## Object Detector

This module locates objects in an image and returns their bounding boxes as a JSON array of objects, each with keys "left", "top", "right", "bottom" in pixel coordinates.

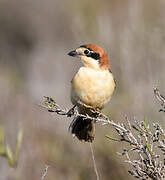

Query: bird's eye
[{"left": 84, "top": 49, "right": 90, "bottom": 55}]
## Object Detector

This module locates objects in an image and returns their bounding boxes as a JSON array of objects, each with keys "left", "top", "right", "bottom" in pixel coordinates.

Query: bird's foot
[{"left": 67, "top": 105, "right": 77, "bottom": 117}]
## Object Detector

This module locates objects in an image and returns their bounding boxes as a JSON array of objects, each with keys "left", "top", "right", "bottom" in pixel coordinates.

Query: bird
[{"left": 68, "top": 44, "right": 116, "bottom": 142}]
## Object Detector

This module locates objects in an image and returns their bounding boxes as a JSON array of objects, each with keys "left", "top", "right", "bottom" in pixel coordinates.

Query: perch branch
[{"left": 40, "top": 88, "right": 165, "bottom": 180}]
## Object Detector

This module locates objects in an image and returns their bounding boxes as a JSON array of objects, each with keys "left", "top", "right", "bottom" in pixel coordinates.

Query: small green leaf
[
  {"left": 0, "top": 125, "right": 4, "bottom": 144},
  {"left": 16, "top": 129, "right": 23, "bottom": 150},
  {"left": 50, "top": 96, "right": 55, "bottom": 102},
  {"left": 15, "top": 129, "right": 23, "bottom": 162},
  {"left": 142, "top": 118, "right": 149, "bottom": 133},
  {"left": 49, "top": 103, "right": 55, "bottom": 108},
  {"left": 106, "top": 135, "right": 120, "bottom": 142},
  {"left": 0, "top": 144, "right": 6, "bottom": 155},
  {"left": 85, "top": 105, "right": 93, "bottom": 109},
  {"left": 146, "top": 143, "right": 152, "bottom": 155},
  {"left": 6, "top": 144, "right": 15, "bottom": 167}
]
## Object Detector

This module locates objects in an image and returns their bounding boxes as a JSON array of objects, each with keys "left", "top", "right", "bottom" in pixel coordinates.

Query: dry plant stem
[
  {"left": 154, "top": 88, "right": 165, "bottom": 112},
  {"left": 41, "top": 165, "right": 50, "bottom": 180},
  {"left": 40, "top": 89, "right": 165, "bottom": 179},
  {"left": 90, "top": 143, "right": 100, "bottom": 180}
]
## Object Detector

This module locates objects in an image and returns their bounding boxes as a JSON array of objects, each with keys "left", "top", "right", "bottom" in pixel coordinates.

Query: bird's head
[{"left": 68, "top": 44, "right": 110, "bottom": 70}]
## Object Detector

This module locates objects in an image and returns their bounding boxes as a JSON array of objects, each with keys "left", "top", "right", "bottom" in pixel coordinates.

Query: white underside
[{"left": 71, "top": 67, "right": 115, "bottom": 109}]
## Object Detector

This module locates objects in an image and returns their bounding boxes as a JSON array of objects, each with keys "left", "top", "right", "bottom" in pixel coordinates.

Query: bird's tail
[{"left": 69, "top": 116, "right": 95, "bottom": 142}]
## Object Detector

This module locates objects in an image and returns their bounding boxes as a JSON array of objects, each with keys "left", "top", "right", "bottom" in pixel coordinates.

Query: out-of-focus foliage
[
  {"left": 0, "top": 124, "right": 23, "bottom": 167},
  {"left": 0, "top": 0, "right": 165, "bottom": 179}
]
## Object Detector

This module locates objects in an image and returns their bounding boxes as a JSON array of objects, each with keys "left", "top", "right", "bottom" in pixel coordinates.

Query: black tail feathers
[{"left": 69, "top": 116, "right": 95, "bottom": 142}]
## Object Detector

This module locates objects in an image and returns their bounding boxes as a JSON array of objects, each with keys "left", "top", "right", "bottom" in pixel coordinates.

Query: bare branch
[
  {"left": 154, "top": 88, "right": 165, "bottom": 112},
  {"left": 40, "top": 88, "right": 165, "bottom": 180},
  {"left": 90, "top": 143, "right": 100, "bottom": 180},
  {"left": 41, "top": 165, "right": 50, "bottom": 180}
]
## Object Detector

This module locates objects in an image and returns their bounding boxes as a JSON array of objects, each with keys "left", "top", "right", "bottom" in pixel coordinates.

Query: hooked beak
[{"left": 68, "top": 50, "right": 78, "bottom": 57}]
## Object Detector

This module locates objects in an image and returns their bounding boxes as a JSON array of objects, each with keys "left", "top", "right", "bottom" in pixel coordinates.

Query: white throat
[{"left": 80, "top": 56, "right": 100, "bottom": 70}]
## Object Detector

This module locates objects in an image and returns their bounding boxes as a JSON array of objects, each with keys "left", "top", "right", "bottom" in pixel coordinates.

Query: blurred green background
[{"left": 0, "top": 0, "right": 165, "bottom": 179}]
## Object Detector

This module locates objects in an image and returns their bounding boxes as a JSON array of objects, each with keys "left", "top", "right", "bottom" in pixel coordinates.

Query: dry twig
[
  {"left": 154, "top": 88, "right": 165, "bottom": 112},
  {"left": 40, "top": 88, "right": 165, "bottom": 180},
  {"left": 41, "top": 165, "right": 50, "bottom": 180}
]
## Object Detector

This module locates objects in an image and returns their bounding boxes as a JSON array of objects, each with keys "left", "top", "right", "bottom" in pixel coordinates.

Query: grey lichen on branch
[{"left": 40, "top": 88, "right": 165, "bottom": 180}]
